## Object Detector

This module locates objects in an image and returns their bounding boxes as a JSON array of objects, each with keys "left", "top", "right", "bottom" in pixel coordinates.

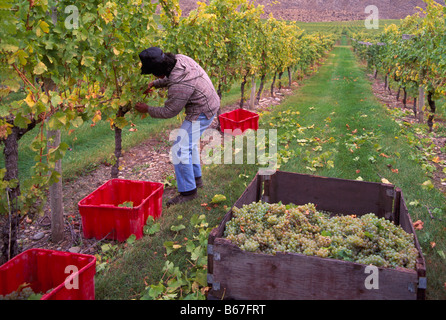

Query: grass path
[{"left": 95, "top": 38, "right": 446, "bottom": 300}]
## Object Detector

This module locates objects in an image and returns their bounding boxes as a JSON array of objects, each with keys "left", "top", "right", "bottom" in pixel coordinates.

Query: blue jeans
[{"left": 171, "top": 113, "right": 215, "bottom": 193}]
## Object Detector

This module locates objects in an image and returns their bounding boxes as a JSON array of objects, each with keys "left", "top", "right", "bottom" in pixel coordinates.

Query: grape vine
[
  {"left": 351, "top": 0, "right": 446, "bottom": 132},
  {"left": 0, "top": 0, "right": 337, "bottom": 262}
]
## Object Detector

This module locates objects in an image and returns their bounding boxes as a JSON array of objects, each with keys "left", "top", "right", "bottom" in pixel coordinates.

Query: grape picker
[{"left": 135, "top": 47, "right": 220, "bottom": 207}]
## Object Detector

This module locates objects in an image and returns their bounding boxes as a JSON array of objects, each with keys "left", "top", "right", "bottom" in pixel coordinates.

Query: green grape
[
  {"left": 356, "top": 254, "right": 387, "bottom": 267},
  {"left": 0, "top": 284, "right": 45, "bottom": 300},
  {"left": 242, "top": 238, "right": 259, "bottom": 252},
  {"left": 224, "top": 201, "right": 419, "bottom": 269},
  {"left": 315, "top": 247, "right": 330, "bottom": 258}
]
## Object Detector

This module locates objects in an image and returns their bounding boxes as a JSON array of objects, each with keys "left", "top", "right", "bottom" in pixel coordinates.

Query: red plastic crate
[
  {"left": 0, "top": 248, "right": 96, "bottom": 300},
  {"left": 78, "top": 179, "right": 164, "bottom": 242},
  {"left": 219, "top": 108, "right": 259, "bottom": 135}
]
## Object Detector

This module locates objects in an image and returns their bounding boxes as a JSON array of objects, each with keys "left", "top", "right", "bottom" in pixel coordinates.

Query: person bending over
[{"left": 135, "top": 47, "right": 220, "bottom": 207}]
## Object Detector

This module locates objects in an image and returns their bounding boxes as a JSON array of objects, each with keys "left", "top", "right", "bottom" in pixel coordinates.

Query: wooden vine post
[
  {"left": 249, "top": 75, "right": 256, "bottom": 110},
  {"left": 418, "top": 86, "right": 425, "bottom": 123}
]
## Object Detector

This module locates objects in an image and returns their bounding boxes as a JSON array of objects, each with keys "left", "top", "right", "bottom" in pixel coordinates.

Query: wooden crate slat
[
  {"left": 270, "top": 171, "right": 394, "bottom": 218},
  {"left": 211, "top": 239, "right": 418, "bottom": 300}
]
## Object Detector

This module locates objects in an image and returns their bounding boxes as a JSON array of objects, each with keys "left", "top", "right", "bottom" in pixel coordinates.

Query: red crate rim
[
  {"left": 0, "top": 248, "right": 97, "bottom": 269},
  {"left": 219, "top": 108, "right": 259, "bottom": 123},
  {"left": 0, "top": 248, "right": 96, "bottom": 300},
  {"left": 77, "top": 179, "right": 164, "bottom": 210}
]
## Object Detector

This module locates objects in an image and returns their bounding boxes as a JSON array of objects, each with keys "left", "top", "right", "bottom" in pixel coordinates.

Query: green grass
[{"left": 94, "top": 36, "right": 445, "bottom": 300}]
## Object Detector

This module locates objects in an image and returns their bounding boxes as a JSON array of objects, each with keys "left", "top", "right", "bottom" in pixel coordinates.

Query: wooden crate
[{"left": 207, "top": 171, "right": 426, "bottom": 300}]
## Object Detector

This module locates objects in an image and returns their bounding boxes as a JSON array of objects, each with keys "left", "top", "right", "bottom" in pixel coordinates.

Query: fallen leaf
[
  {"left": 430, "top": 242, "right": 436, "bottom": 248},
  {"left": 413, "top": 220, "right": 424, "bottom": 230},
  {"left": 210, "top": 194, "right": 226, "bottom": 204},
  {"left": 421, "top": 180, "right": 434, "bottom": 190},
  {"left": 380, "top": 153, "right": 390, "bottom": 158}
]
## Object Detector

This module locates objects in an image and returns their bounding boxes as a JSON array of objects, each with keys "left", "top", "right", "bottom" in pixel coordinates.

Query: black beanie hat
[{"left": 139, "top": 47, "right": 165, "bottom": 75}]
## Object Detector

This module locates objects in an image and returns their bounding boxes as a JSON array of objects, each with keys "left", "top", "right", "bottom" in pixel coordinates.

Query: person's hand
[
  {"left": 142, "top": 82, "right": 154, "bottom": 96},
  {"left": 135, "top": 102, "right": 149, "bottom": 113}
]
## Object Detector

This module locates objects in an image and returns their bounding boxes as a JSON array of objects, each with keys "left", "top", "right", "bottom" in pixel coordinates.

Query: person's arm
[
  {"left": 135, "top": 83, "right": 193, "bottom": 119},
  {"left": 152, "top": 78, "right": 169, "bottom": 88}
]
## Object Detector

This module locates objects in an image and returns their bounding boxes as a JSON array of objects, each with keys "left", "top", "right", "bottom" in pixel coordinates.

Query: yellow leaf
[
  {"left": 33, "top": 61, "right": 47, "bottom": 75},
  {"left": 210, "top": 194, "right": 226, "bottom": 204},
  {"left": 381, "top": 178, "right": 392, "bottom": 185},
  {"left": 112, "top": 47, "right": 120, "bottom": 55},
  {"left": 102, "top": 10, "right": 114, "bottom": 24},
  {"left": 39, "top": 20, "right": 50, "bottom": 33},
  {"left": 40, "top": 94, "right": 49, "bottom": 104},
  {"left": 58, "top": 115, "right": 67, "bottom": 125},
  {"left": 17, "top": 50, "right": 28, "bottom": 66},
  {"left": 92, "top": 111, "right": 102, "bottom": 123},
  {"left": 25, "top": 92, "right": 35, "bottom": 108}
]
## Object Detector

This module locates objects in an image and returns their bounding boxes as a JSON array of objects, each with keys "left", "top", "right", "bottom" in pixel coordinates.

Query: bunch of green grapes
[
  {"left": 0, "top": 285, "right": 43, "bottom": 300},
  {"left": 224, "top": 201, "right": 419, "bottom": 269}
]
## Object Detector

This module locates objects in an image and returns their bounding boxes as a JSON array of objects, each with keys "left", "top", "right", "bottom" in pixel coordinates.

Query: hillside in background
[{"left": 178, "top": 0, "right": 430, "bottom": 21}]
